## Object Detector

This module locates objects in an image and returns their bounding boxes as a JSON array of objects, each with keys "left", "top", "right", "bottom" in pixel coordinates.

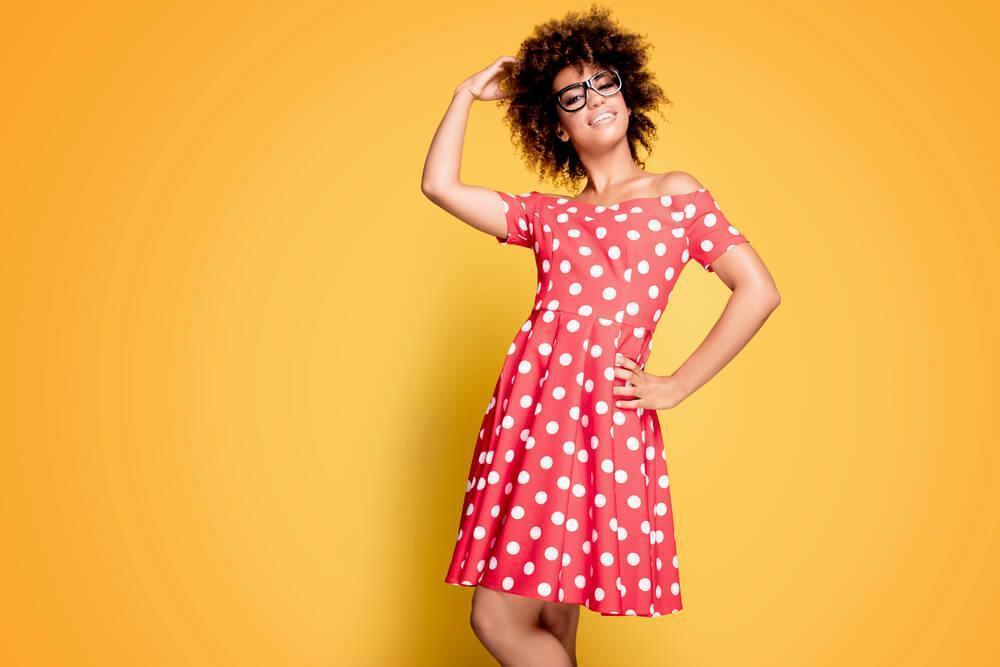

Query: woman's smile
[{"left": 589, "top": 110, "right": 617, "bottom": 126}]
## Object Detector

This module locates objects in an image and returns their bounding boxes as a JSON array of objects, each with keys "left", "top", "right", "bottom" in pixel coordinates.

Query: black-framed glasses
[{"left": 552, "top": 69, "right": 623, "bottom": 112}]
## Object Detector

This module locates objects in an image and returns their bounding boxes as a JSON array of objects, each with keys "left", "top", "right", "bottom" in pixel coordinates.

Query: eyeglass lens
[{"left": 558, "top": 71, "right": 621, "bottom": 111}]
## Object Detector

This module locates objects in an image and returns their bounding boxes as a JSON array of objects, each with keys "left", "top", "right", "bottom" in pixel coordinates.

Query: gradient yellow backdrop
[{"left": 3, "top": 2, "right": 998, "bottom": 665}]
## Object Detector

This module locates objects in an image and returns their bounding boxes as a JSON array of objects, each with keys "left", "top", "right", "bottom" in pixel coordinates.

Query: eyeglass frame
[{"left": 551, "top": 69, "right": 623, "bottom": 112}]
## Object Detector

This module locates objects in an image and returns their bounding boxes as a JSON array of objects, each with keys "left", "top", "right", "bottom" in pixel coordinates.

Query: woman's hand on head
[
  {"left": 455, "top": 56, "right": 519, "bottom": 101},
  {"left": 612, "top": 353, "right": 690, "bottom": 411}
]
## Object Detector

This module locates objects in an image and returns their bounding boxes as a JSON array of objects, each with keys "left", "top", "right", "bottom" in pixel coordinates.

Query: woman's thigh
[{"left": 470, "top": 585, "right": 547, "bottom": 632}]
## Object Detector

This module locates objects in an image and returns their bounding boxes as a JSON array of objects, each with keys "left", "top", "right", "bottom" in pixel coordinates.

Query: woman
[{"left": 421, "top": 7, "right": 780, "bottom": 665}]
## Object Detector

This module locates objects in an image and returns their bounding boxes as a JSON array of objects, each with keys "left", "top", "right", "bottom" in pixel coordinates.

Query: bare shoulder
[{"left": 656, "top": 170, "right": 704, "bottom": 195}]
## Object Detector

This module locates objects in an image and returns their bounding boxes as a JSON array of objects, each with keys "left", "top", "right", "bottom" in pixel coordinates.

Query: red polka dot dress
[{"left": 444, "top": 187, "right": 750, "bottom": 617}]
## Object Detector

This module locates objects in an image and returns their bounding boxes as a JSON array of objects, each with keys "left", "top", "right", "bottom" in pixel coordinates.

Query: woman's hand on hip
[{"left": 613, "top": 353, "right": 690, "bottom": 410}]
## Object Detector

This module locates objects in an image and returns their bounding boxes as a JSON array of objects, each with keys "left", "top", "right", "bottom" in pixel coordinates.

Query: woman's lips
[{"left": 590, "top": 111, "right": 616, "bottom": 126}]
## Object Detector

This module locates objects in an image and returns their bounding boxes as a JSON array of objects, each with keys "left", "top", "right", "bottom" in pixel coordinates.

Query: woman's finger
[
  {"left": 615, "top": 397, "right": 645, "bottom": 409},
  {"left": 493, "top": 56, "right": 518, "bottom": 70},
  {"left": 612, "top": 384, "right": 640, "bottom": 397},
  {"left": 615, "top": 353, "right": 639, "bottom": 370},
  {"left": 612, "top": 366, "right": 641, "bottom": 382}
]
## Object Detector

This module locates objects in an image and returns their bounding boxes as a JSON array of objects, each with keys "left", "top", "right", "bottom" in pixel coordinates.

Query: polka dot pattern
[{"left": 446, "top": 187, "right": 750, "bottom": 618}]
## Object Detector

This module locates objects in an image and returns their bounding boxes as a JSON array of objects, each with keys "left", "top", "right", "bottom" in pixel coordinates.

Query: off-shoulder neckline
[{"left": 533, "top": 188, "right": 707, "bottom": 210}]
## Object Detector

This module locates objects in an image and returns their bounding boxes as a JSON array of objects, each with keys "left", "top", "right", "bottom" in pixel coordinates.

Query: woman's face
[{"left": 551, "top": 62, "right": 629, "bottom": 148}]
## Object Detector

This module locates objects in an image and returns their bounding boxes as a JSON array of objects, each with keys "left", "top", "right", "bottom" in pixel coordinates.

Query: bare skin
[
  {"left": 470, "top": 586, "right": 579, "bottom": 667},
  {"left": 423, "top": 56, "right": 780, "bottom": 665}
]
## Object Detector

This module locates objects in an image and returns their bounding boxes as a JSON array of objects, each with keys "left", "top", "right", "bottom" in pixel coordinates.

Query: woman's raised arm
[{"left": 421, "top": 56, "right": 521, "bottom": 241}]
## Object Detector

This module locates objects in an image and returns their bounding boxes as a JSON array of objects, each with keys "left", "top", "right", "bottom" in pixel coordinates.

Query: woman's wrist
[
  {"left": 667, "top": 372, "right": 696, "bottom": 403},
  {"left": 453, "top": 84, "right": 475, "bottom": 102}
]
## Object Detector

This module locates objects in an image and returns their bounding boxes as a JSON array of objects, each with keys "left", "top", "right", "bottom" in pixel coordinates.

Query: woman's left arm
[{"left": 614, "top": 247, "right": 780, "bottom": 410}]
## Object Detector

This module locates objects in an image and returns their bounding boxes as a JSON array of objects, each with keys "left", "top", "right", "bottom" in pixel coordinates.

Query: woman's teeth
[{"left": 591, "top": 112, "right": 615, "bottom": 126}]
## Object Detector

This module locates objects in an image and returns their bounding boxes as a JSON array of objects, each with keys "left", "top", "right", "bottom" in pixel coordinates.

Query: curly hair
[{"left": 497, "top": 4, "right": 671, "bottom": 191}]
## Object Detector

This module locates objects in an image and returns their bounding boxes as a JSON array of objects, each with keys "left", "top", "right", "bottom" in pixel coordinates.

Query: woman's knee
[
  {"left": 470, "top": 587, "right": 540, "bottom": 642},
  {"left": 470, "top": 597, "right": 509, "bottom": 639}
]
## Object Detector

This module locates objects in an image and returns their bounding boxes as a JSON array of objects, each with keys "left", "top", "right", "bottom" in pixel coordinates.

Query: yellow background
[{"left": 3, "top": 1, "right": 998, "bottom": 665}]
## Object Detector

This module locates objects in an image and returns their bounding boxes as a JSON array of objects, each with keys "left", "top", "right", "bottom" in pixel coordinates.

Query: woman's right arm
[{"left": 420, "top": 56, "right": 519, "bottom": 240}]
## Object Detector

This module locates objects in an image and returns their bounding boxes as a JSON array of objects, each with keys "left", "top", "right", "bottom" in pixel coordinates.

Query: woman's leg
[
  {"left": 540, "top": 601, "right": 580, "bottom": 667},
  {"left": 470, "top": 585, "right": 574, "bottom": 666}
]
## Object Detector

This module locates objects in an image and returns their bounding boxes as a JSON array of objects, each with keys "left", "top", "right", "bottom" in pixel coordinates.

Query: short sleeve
[
  {"left": 684, "top": 189, "right": 750, "bottom": 272},
  {"left": 493, "top": 190, "right": 538, "bottom": 249}
]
